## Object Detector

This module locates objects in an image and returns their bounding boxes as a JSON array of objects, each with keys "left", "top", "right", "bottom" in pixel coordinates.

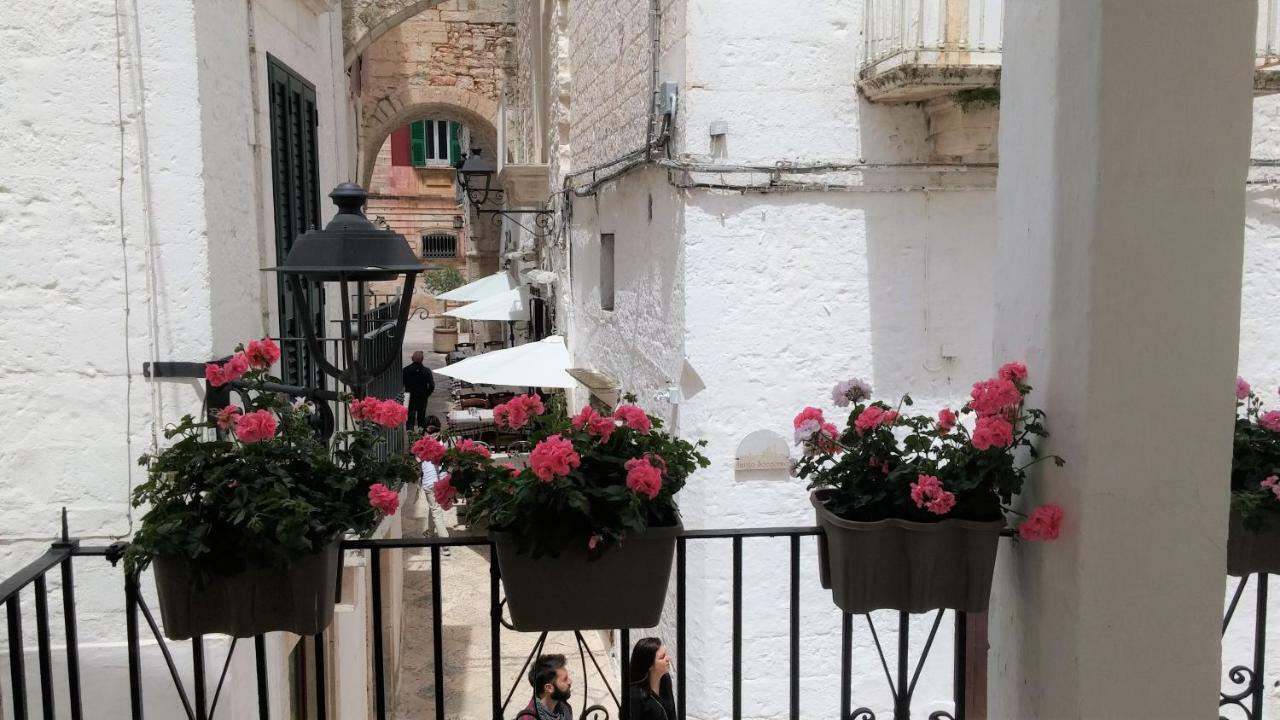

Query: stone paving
[{"left": 393, "top": 318, "right": 618, "bottom": 719}]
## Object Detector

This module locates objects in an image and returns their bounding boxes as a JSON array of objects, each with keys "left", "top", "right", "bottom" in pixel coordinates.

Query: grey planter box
[
  {"left": 812, "top": 490, "right": 1004, "bottom": 614},
  {"left": 1228, "top": 506, "right": 1280, "bottom": 577},
  {"left": 152, "top": 542, "right": 341, "bottom": 640},
  {"left": 491, "top": 522, "right": 680, "bottom": 631}
]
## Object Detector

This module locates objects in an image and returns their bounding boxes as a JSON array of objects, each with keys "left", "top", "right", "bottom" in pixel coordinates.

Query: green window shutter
[
  {"left": 410, "top": 121, "right": 427, "bottom": 167},
  {"left": 448, "top": 121, "right": 462, "bottom": 167}
]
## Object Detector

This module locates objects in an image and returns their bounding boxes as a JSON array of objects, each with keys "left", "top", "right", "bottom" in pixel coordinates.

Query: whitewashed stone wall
[{"left": 0, "top": 0, "right": 354, "bottom": 715}]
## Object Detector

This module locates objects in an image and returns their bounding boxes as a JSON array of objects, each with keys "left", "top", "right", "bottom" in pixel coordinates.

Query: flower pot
[
  {"left": 490, "top": 522, "right": 681, "bottom": 631},
  {"left": 152, "top": 542, "right": 342, "bottom": 640},
  {"left": 811, "top": 490, "right": 1003, "bottom": 614},
  {"left": 433, "top": 326, "right": 459, "bottom": 353},
  {"left": 1227, "top": 506, "right": 1280, "bottom": 576}
]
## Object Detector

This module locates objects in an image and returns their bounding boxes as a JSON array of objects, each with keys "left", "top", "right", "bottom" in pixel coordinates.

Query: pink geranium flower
[
  {"left": 370, "top": 399, "right": 409, "bottom": 428},
  {"left": 216, "top": 404, "right": 242, "bottom": 432},
  {"left": 412, "top": 436, "right": 447, "bottom": 465},
  {"left": 854, "top": 406, "right": 898, "bottom": 436},
  {"left": 204, "top": 363, "right": 228, "bottom": 387},
  {"left": 909, "top": 474, "right": 956, "bottom": 515},
  {"left": 494, "top": 394, "right": 546, "bottom": 430},
  {"left": 1263, "top": 475, "right": 1280, "bottom": 500},
  {"left": 1261, "top": 410, "right": 1280, "bottom": 433},
  {"left": 624, "top": 455, "right": 664, "bottom": 499},
  {"left": 613, "top": 405, "right": 652, "bottom": 434},
  {"left": 223, "top": 353, "right": 251, "bottom": 382},
  {"left": 793, "top": 407, "right": 826, "bottom": 429},
  {"left": 234, "top": 410, "right": 278, "bottom": 443},
  {"left": 454, "top": 439, "right": 492, "bottom": 458},
  {"left": 588, "top": 534, "right": 602, "bottom": 550},
  {"left": 245, "top": 338, "right": 282, "bottom": 369},
  {"left": 1237, "top": 376, "right": 1252, "bottom": 401},
  {"left": 433, "top": 475, "right": 458, "bottom": 511},
  {"left": 1018, "top": 504, "right": 1064, "bottom": 541},
  {"left": 971, "top": 415, "right": 1014, "bottom": 451},
  {"left": 998, "top": 362, "right": 1029, "bottom": 383},
  {"left": 969, "top": 378, "right": 1022, "bottom": 417},
  {"left": 349, "top": 397, "right": 380, "bottom": 422},
  {"left": 530, "top": 435, "right": 581, "bottom": 482},
  {"left": 368, "top": 483, "right": 399, "bottom": 515},
  {"left": 937, "top": 408, "right": 957, "bottom": 433}
]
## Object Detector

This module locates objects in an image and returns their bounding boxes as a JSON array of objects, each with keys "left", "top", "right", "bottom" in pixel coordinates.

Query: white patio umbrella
[
  {"left": 433, "top": 335, "right": 577, "bottom": 388},
  {"left": 443, "top": 287, "right": 526, "bottom": 321},
  {"left": 435, "top": 271, "right": 516, "bottom": 302}
]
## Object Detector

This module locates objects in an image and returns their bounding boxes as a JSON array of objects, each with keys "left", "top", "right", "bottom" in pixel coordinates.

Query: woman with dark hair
[{"left": 628, "top": 637, "right": 677, "bottom": 720}]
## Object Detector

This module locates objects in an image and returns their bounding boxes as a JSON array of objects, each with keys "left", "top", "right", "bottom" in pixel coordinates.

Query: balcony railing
[
  {"left": 861, "top": 0, "right": 1280, "bottom": 101},
  {"left": 0, "top": 519, "right": 979, "bottom": 719}
]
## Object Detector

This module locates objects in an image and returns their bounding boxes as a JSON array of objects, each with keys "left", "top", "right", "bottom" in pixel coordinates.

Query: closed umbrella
[{"left": 433, "top": 336, "right": 577, "bottom": 388}]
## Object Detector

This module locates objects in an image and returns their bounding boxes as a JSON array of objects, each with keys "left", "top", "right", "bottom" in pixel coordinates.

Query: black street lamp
[
  {"left": 458, "top": 148, "right": 499, "bottom": 207},
  {"left": 266, "top": 182, "right": 422, "bottom": 396}
]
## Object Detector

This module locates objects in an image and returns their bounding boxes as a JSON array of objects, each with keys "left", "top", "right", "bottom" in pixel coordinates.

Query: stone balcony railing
[{"left": 861, "top": 0, "right": 1280, "bottom": 102}]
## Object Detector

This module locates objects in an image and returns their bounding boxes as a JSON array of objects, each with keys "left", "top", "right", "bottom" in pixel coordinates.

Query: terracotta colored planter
[
  {"left": 152, "top": 542, "right": 341, "bottom": 640},
  {"left": 812, "top": 490, "right": 1003, "bottom": 614},
  {"left": 491, "top": 522, "right": 681, "bottom": 631},
  {"left": 1227, "top": 506, "right": 1280, "bottom": 577}
]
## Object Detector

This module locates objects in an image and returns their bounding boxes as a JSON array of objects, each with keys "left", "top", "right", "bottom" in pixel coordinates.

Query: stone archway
[
  {"left": 359, "top": 85, "right": 499, "bottom": 188},
  {"left": 343, "top": 0, "right": 449, "bottom": 67}
]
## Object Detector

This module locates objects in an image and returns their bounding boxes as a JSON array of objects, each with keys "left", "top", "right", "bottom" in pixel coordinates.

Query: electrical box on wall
[{"left": 661, "top": 81, "right": 679, "bottom": 118}]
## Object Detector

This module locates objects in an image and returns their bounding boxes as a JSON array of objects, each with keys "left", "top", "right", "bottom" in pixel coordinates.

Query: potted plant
[
  {"left": 126, "top": 338, "right": 419, "bottom": 640},
  {"left": 1228, "top": 377, "right": 1280, "bottom": 576},
  {"left": 415, "top": 394, "right": 709, "bottom": 631},
  {"left": 792, "top": 363, "right": 1064, "bottom": 614}
]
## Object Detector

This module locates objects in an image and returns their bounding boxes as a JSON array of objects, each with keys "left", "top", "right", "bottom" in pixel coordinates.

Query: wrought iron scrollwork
[
  {"left": 850, "top": 708, "right": 877, "bottom": 719},
  {"left": 581, "top": 704, "right": 613, "bottom": 720},
  {"left": 928, "top": 711, "right": 958, "bottom": 720}
]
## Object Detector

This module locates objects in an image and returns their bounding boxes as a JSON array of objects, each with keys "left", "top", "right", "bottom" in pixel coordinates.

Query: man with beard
[{"left": 524, "top": 654, "right": 573, "bottom": 720}]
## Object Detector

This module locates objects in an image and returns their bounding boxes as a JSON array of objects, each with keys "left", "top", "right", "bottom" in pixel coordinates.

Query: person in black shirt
[
  {"left": 628, "top": 637, "right": 676, "bottom": 720},
  {"left": 402, "top": 351, "right": 435, "bottom": 431}
]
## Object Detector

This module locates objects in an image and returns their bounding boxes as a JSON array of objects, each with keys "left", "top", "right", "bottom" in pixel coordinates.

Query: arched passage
[
  {"left": 343, "top": 0, "right": 449, "bottom": 67},
  {"left": 360, "top": 86, "right": 499, "bottom": 188}
]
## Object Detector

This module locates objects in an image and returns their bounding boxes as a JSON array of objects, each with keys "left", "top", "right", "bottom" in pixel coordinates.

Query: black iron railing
[
  {"left": 1222, "top": 573, "right": 1270, "bottom": 719},
  {"left": 0, "top": 516, "right": 978, "bottom": 720}
]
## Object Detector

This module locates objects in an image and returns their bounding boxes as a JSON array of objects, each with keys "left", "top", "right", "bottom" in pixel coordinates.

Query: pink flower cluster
[
  {"left": 910, "top": 474, "right": 956, "bottom": 515},
  {"left": 572, "top": 406, "right": 617, "bottom": 442},
  {"left": 494, "top": 394, "right": 545, "bottom": 430},
  {"left": 1263, "top": 475, "right": 1280, "bottom": 500},
  {"left": 1018, "top": 504, "right": 1063, "bottom": 541},
  {"left": 433, "top": 475, "right": 458, "bottom": 510},
  {"left": 613, "top": 405, "right": 653, "bottom": 434},
  {"left": 624, "top": 455, "right": 665, "bottom": 499},
  {"left": 245, "top": 338, "right": 281, "bottom": 369},
  {"left": 216, "top": 404, "right": 243, "bottom": 432},
  {"left": 204, "top": 338, "right": 281, "bottom": 387},
  {"left": 1238, "top": 376, "right": 1253, "bottom": 401},
  {"left": 965, "top": 363, "right": 1029, "bottom": 451},
  {"left": 453, "top": 439, "right": 492, "bottom": 459},
  {"left": 368, "top": 483, "right": 399, "bottom": 515},
  {"left": 350, "top": 397, "right": 409, "bottom": 428},
  {"left": 972, "top": 415, "right": 1015, "bottom": 451},
  {"left": 831, "top": 378, "right": 873, "bottom": 408},
  {"left": 1261, "top": 410, "right": 1280, "bottom": 433},
  {"left": 234, "top": 410, "right": 278, "bottom": 443},
  {"left": 854, "top": 406, "right": 898, "bottom": 436},
  {"left": 969, "top": 378, "right": 1022, "bottom": 417},
  {"left": 412, "top": 436, "right": 447, "bottom": 465},
  {"left": 937, "top": 408, "right": 957, "bottom": 433},
  {"left": 530, "top": 435, "right": 581, "bottom": 482}
]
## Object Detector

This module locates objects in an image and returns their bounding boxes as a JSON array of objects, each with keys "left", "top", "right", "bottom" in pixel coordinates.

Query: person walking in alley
[
  {"left": 403, "top": 350, "right": 435, "bottom": 430},
  {"left": 627, "top": 638, "right": 676, "bottom": 720},
  {"left": 523, "top": 654, "right": 574, "bottom": 720},
  {"left": 419, "top": 418, "right": 451, "bottom": 557}
]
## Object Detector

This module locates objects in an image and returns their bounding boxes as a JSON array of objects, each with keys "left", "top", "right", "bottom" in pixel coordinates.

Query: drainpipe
[
  {"left": 246, "top": 0, "right": 272, "bottom": 335},
  {"left": 646, "top": 0, "right": 661, "bottom": 160}
]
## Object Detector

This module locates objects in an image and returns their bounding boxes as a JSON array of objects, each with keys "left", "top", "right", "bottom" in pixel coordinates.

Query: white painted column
[{"left": 990, "top": 1, "right": 1257, "bottom": 718}]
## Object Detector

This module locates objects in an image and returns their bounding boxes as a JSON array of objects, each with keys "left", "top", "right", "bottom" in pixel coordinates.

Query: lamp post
[
  {"left": 457, "top": 149, "right": 555, "bottom": 233},
  {"left": 266, "top": 182, "right": 423, "bottom": 397}
]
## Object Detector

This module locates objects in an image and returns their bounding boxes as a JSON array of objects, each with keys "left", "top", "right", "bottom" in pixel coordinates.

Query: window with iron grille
[{"left": 422, "top": 233, "right": 458, "bottom": 258}]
